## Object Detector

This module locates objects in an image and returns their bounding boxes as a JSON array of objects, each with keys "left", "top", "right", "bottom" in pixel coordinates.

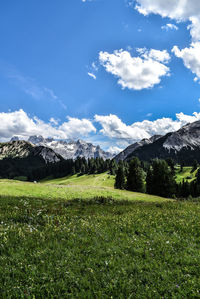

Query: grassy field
[
  {"left": 0, "top": 176, "right": 200, "bottom": 297},
  {"left": 175, "top": 166, "right": 196, "bottom": 183},
  {"left": 0, "top": 176, "right": 169, "bottom": 203},
  {"left": 42, "top": 172, "right": 115, "bottom": 188},
  {"left": 43, "top": 167, "right": 197, "bottom": 187}
]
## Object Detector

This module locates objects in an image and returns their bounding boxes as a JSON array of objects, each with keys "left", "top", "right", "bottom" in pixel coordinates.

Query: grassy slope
[
  {"left": 175, "top": 166, "right": 196, "bottom": 183},
  {"left": 0, "top": 176, "right": 169, "bottom": 203},
  {"left": 41, "top": 172, "right": 115, "bottom": 188},
  {"left": 43, "top": 167, "right": 197, "bottom": 187}
]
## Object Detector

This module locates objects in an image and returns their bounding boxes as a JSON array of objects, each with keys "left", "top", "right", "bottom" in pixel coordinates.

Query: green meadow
[
  {"left": 175, "top": 166, "right": 196, "bottom": 183},
  {"left": 0, "top": 173, "right": 200, "bottom": 297}
]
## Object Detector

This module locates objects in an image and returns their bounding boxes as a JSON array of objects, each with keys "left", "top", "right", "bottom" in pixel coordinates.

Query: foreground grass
[{"left": 0, "top": 195, "right": 200, "bottom": 298}]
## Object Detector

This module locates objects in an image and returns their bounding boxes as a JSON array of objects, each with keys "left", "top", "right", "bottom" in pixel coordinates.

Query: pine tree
[
  {"left": 126, "top": 157, "right": 145, "bottom": 193},
  {"left": 146, "top": 167, "right": 153, "bottom": 194},
  {"left": 71, "top": 166, "right": 76, "bottom": 175},
  {"left": 191, "top": 160, "right": 198, "bottom": 173},
  {"left": 80, "top": 164, "right": 86, "bottom": 175},
  {"left": 148, "top": 159, "right": 176, "bottom": 198},
  {"left": 115, "top": 166, "right": 125, "bottom": 189}
]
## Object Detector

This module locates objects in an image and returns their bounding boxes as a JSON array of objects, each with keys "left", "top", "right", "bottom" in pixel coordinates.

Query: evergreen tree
[
  {"left": 126, "top": 157, "right": 145, "bottom": 193},
  {"left": 148, "top": 159, "right": 176, "bottom": 198},
  {"left": 146, "top": 167, "right": 153, "bottom": 194},
  {"left": 166, "top": 158, "right": 175, "bottom": 175},
  {"left": 191, "top": 160, "right": 198, "bottom": 173},
  {"left": 115, "top": 165, "right": 125, "bottom": 189},
  {"left": 71, "top": 166, "right": 76, "bottom": 175},
  {"left": 80, "top": 164, "right": 86, "bottom": 175},
  {"left": 180, "top": 179, "right": 191, "bottom": 198}
]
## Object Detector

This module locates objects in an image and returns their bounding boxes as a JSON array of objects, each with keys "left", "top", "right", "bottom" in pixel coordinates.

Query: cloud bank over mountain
[{"left": 2, "top": 109, "right": 200, "bottom": 152}]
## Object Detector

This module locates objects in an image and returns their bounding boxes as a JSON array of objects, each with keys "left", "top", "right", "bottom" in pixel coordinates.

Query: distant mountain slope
[
  {"left": 0, "top": 140, "right": 63, "bottom": 179},
  {"left": 0, "top": 140, "right": 62, "bottom": 163},
  {"left": 125, "top": 120, "right": 200, "bottom": 164},
  {"left": 27, "top": 135, "right": 113, "bottom": 160},
  {"left": 114, "top": 135, "right": 162, "bottom": 162}
]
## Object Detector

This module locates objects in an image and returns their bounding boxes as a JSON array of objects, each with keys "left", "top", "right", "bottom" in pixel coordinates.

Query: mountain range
[
  {"left": 11, "top": 135, "right": 113, "bottom": 160},
  {"left": 116, "top": 120, "right": 200, "bottom": 164},
  {"left": 3, "top": 118, "right": 200, "bottom": 178}
]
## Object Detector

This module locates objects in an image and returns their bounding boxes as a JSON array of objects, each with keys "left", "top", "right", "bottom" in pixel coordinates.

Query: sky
[{"left": 1, "top": 0, "right": 200, "bottom": 153}]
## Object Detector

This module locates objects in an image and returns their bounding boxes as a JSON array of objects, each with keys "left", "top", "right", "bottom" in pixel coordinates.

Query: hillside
[
  {"left": 115, "top": 135, "right": 162, "bottom": 162},
  {"left": 43, "top": 167, "right": 197, "bottom": 187},
  {"left": 0, "top": 140, "right": 63, "bottom": 179},
  {"left": 116, "top": 120, "right": 200, "bottom": 164},
  {"left": 42, "top": 172, "right": 115, "bottom": 188},
  {"left": 0, "top": 177, "right": 169, "bottom": 202}
]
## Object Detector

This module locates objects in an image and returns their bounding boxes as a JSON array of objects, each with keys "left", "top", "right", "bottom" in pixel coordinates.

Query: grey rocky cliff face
[
  {"left": 26, "top": 136, "right": 113, "bottom": 160},
  {"left": 0, "top": 140, "right": 62, "bottom": 164},
  {"left": 163, "top": 121, "right": 200, "bottom": 151},
  {"left": 114, "top": 135, "right": 162, "bottom": 162}
]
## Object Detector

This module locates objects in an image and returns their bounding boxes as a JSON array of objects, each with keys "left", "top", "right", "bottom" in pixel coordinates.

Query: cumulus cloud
[
  {"left": 137, "top": 48, "right": 171, "bottom": 63},
  {"left": 135, "top": 0, "right": 200, "bottom": 41},
  {"left": 172, "top": 42, "right": 200, "bottom": 82},
  {"left": 134, "top": 1, "right": 200, "bottom": 84},
  {"left": 95, "top": 112, "right": 200, "bottom": 144},
  {"left": 161, "top": 23, "right": 178, "bottom": 31},
  {"left": 0, "top": 109, "right": 96, "bottom": 141},
  {"left": 95, "top": 114, "right": 150, "bottom": 142},
  {"left": 2, "top": 109, "right": 200, "bottom": 152},
  {"left": 99, "top": 49, "right": 170, "bottom": 90}
]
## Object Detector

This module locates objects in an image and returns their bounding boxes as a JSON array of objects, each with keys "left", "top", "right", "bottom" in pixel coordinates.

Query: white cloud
[
  {"left": 99, "top": 49, "right": 170, "bottom": 90},
  {"left": 107, "top": 146, "right": 124, "bottom": 155},
  {"left": 0, "top": 109, "right": 96, "bottom": 141},
  {"left": 95, "top": 114, "right": 150, "bottom": 141},
  {"left": 95, "top": 112, "right": 200, "bottom": 144},
  {"left": 88, "top": 72, "right": 96, "bottom": 80},
  {"left": 161, "top": 23, "right": 178, "bottom": 31},
  {"left": 139, "top": 48, "right": 171, "bottom": 63},
  {"left": 2, "top": 109, "right": 200, "bottom": 153},
  {"left": 49, "top": 117, "right": 59, "bottom": 125},
  {"left": 92, "top": 62, "right": 98, "bottom": 71},
  {"left": 135, "top": 0, "right": 200, "bottom": 41},
  {"left": 134, "top": 1, "right": 200, "bottom": 84},
  {"left": 172, "top": 42, "right": 200, "bottom": 82}
]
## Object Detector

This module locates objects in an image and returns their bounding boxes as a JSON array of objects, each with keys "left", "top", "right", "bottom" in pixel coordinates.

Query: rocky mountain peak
[
  {"left": 28, "top": 135, "right": 45, "bottom": 144},
  {"left": 10, "top": 135, "right": 113, "bottom": 160}
]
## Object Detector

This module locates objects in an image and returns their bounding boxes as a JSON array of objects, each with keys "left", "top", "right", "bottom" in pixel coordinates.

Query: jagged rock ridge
[
  {"left": 122, "top": 120, "right": 200, "bottom": 164},
  {"left": 114, "top": 135, "right": 162, "bottom": 162},
  {"left": 0, "top": 140, "right": 62, "bottom": 164},
  {"left": 27, "top": 135, "right": 113, "bottom": 160}
]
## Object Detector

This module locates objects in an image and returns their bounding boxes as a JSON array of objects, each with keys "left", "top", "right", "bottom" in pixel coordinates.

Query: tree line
[
  {"left": 0, "top": 156, "right": 115, "bottom": 181},
  {"left": 115, "top": 157, "right": 200, "bottom": 198}
]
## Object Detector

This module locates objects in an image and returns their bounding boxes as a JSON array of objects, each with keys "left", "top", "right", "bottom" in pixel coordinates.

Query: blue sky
[{"left": 1, "top": 0, "right": 200, "bottom": 153}]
